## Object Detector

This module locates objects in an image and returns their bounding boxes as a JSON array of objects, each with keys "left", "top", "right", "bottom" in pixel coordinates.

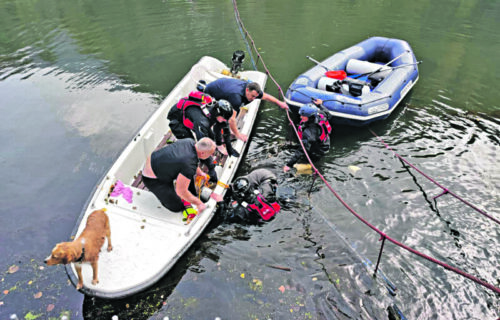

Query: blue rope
[{"left": 233, "top": 7, "right": 257, "bottom": 71}]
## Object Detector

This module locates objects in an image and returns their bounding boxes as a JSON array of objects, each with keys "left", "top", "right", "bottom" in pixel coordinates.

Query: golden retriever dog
[{"left": 45, "top": 209, "right": 112, "bottom": 290}]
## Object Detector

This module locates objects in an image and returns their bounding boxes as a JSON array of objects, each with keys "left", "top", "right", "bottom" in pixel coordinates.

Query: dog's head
[{"left": 44, "top": 242, "right": 81, "bottom": 265}]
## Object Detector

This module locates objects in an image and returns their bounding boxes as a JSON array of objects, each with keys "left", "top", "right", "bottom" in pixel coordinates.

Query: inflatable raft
[{"left": 285, "top": 36, "right": 419, "bottom": 126}]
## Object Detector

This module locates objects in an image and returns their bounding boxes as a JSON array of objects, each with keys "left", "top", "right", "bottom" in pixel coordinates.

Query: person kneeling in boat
[
  {"left": 142, "top": 137, "right": 223, "bottom": 221},
  {"left": 168, "top": 92, "right": 241, "bottom": 158},
  {"left": 202, "top": 78, "right": 288, "bottom": 142},
  {"left": 225, "top": 168, "right": 281, "bottom": 223},
  {"left": 283, "top": 100, "right": 332, "bottom": 173}
]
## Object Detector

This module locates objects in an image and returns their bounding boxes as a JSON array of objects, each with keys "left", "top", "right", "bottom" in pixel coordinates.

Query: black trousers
[
  {"left": 185, "top": 107, "right": 236, "bottom": 154},
  {"left": 142, "top": 176, "right": 197, "bottom": 212}
]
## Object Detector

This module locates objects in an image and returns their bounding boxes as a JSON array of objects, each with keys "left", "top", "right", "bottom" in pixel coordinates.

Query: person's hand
[
  {"left": 197, "top": 202, "right": 207, "bottom": 213},
  {"left": 313, "top": 98, "right": 323, "bottom": 105},
  {"left": 237, "top": 133, "right": 248, "bottom": 142},
  {"left": 197, "top": 172, "right": 209, "bottom": 180},
  {"left": 210, "top": 193, "right": 223, "bottom": 202},
  {"left": 283, "top": 165, "right": 291, "bottom": 173},
  {"left": 279, "top": 101, "right": 289, "bottom": 110},
  {"left": 217, "top": 145, "right": 228, "bottom": 155}
]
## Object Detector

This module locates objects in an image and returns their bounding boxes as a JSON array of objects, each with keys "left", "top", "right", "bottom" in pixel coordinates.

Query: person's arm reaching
[
  {"left": 228, "top": 109, "right": 248, "bottom": 142},
  {"left": 175, "top": 173, "right": 206, "bottom": 212},
  {"left": 262, "top": 92, "right": 289, "bottom": 110}
]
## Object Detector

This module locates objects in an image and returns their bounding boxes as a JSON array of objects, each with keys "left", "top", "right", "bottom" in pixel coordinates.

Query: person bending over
[
  {"left": 168, "top": 92, "right": 240, "bottom": 157},
  {"left": 141, "top": 137, "right": 222, "bottom": 220},
  {"left": 203, "top": 78, "right": 288, "bottom": 142},
  {"left": 226, "top": 168, "right": 281, "bottom": 223}
]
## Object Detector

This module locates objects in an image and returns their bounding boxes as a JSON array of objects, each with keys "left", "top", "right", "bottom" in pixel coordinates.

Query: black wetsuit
[
  {"left": 204, "top": 78, "right": 262, "bottom": 113},
  {"left": 184, "top": 106, "right": 238, "bottom": 156},
  {"left": 226, "top": 169, "right": 278, "bottom": 223},
  {"left": 168, "top": 101, "right": 238, "bottom": 158},
  {"left": 245, "top": 168, "right": 278, "bottom": 203},
  {"left": 142, "top": 138, "right": 198, "bottom": 212},
  {"left": 286, "top": 114, "right": 330, "bottom": 167}
]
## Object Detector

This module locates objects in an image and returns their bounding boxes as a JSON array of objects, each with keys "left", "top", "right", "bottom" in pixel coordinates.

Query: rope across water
[{"left": 231, "top": 0, "right": 499, "bottom": 295}]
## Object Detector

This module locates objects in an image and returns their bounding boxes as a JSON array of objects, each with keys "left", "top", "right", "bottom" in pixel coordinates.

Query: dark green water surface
[{"left": 1, "top": 0, "right": 498, "bottom": 319}]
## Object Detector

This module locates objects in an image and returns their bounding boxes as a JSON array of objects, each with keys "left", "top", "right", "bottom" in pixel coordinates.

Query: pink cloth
[{"left": 110, "top": 180, "right": 133, "bottom": 203}]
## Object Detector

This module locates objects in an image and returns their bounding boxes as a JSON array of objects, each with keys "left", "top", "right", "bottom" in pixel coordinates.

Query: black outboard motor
[{"left": 230, "top": 50, "right": 245, "bottom": 76}]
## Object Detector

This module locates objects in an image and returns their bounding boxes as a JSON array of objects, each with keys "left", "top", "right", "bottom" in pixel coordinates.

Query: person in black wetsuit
[
  {"left": 168, "top": 92, "right": 241, "bottom": 158},
  {"left": 203, "top": 78, "right": 288, "bottom": 142},
  {"left": 184, "top": 99, "right": 241, "bottom": 157},
  {"left": 225, "top": 168, "right": 281, "bottom": 223},
  {"left": 141, "top": 137, "right": 222, "bottom": 216},
  {"left": 283, "top": 101, "right": 332, "bottom": 173}
]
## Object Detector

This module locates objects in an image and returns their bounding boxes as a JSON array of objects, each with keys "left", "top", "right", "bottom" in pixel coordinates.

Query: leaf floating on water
[
  {"left": 240, "top": 273, "right": 245, "bottom": 279},
  {"left": 279, "top": 285, "right": 285, "bottom": 293},
  {"left": 28, "top": 280, "right": 33, "bottom": 285},
  {"left": 8, "top": 265, "right": 19, "bottom": 274},
  {"left": 34, "top": 291, "right": 42, "bottom": 299},
  {"left": 46, "top": 304, "right": 55, "bottom": 312},
  {"left": 24, "top": 311, "right": 42, "bottom": 320},
  {"left": 250, "top": 279, "right": 263, "bottom": 292}
]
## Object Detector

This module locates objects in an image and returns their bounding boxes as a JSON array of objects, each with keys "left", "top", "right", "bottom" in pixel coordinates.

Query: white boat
[{"left": 65, "top": 56, "right": 268, "bottom": 298}]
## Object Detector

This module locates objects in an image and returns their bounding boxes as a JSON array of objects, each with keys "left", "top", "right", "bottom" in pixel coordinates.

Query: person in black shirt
[
  {"left": 204, "top": 78, "right": 288, "bottom": 142},
  {"left": 141, "top": 138, "right": 221, "bottom": 214}
]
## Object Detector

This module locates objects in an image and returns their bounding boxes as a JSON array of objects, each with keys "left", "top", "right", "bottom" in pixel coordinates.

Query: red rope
[
  {"left": 369, "top": 128, "right": 499, "bottom": 225},
  {"left": 231, "top": 0, "right": 500, "bottom": 295}
]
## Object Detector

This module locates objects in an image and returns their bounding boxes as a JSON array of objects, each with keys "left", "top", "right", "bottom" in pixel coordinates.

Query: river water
[{"left": 0, "top": 0, "right": 498, "bottom": 319}]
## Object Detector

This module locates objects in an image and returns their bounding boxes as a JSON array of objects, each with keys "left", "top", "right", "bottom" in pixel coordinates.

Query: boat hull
[
  {"left": 285, "top": 36, "right": 419, "bottom": 126},
  {"left": 65, "top": 56, "right": 267, "bottom": 298}
]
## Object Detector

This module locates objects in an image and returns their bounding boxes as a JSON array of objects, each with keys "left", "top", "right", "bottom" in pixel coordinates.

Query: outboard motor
[{"left": 230, "top": 50, "right": 245, "bottom": 76}]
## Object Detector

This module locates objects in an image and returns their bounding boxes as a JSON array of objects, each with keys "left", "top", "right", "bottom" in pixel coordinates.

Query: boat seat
[{"left": 107, "top": 185, "right": 186, "bottom": 226}]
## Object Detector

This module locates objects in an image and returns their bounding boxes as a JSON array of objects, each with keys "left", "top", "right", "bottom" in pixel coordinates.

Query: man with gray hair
[{"left": 142, "top": 137, "right": 222, "bottom": 216}]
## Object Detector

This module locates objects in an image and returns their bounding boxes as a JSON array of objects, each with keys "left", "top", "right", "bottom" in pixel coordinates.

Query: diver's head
[{"left": 231, "top": 177, "right": 253, "bottom": 202}]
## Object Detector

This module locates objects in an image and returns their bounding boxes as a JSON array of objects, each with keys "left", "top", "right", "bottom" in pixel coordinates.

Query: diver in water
[
  {"left": 283, "top": 100, "right": 332, "bottom": 173},
  {"left": 225, "top": 168, "right": 281, "bottom": 223}
]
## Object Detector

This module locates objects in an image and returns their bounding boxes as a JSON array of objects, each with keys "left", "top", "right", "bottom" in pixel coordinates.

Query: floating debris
[
  {"left": 348, "top": 165, "right": 361, "bottom": 173},
  {"left": 7, "top": 265, "right": 19, "bottom": 274}
]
